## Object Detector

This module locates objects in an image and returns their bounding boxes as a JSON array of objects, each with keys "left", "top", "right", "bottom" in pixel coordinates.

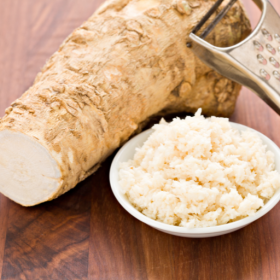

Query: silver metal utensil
[{"left": 188, "top": 0, "right": 280, "bottom": 115}]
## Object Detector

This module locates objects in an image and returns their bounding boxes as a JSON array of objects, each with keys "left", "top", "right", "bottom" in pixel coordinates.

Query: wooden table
[{"left": 0, "top": 1, "right": 280, "bottom": 279}]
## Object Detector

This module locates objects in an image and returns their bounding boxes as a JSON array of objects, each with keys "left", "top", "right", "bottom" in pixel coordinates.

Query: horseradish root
[{"left": 0, "top": 0, "right": 251, "bottom": 206}]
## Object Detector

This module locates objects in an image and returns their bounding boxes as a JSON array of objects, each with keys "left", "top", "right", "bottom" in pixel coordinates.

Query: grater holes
[
  {"left": 262, "top": 29, "right": 273, "bottom": 41},
  {"left": 257, "top": 54, "right": 267, "bottom": 65},
  {"left": 253, "top": 40, "right": 263, "bottom": 51},
  {"left": 273, "top": 71, "right": 280, "bottom": 81},
  {"left": 275, "top": 34, "right": 280, "bottom": 43},
  {"left": 269, "top": 57, "right": 280, "bottom": 68},
  {"left": 254, "top": 31, "right": 280, "bottom": 82},
  {"left": 260, "top": 69, "right": 270, "bottom": 80},
  {"left": 266, "top": 44, "right": 276, "bottom": 55}
]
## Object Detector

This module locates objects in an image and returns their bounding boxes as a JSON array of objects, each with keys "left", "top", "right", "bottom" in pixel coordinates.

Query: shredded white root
[{"left": 119, "top": 110, "right": 280, "bottom": 228}]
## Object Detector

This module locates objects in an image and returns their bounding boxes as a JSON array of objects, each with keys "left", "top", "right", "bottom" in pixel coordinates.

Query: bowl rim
[{"left": 109, "top": 122, "right": 280, "bottom": 234}]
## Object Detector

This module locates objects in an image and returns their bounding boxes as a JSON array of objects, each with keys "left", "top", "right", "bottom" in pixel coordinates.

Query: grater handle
[{"left": 189, "top": 0, "right": 280, "bottom": 115}]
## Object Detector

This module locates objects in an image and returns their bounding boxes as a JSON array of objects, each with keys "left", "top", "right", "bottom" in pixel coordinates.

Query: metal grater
[{"left": 188, "top": 0, "right": 280, "bottom": 115}]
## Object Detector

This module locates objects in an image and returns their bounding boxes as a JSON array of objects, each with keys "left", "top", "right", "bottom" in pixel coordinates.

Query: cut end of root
[{"left": 0, "top": 130, "right": 62, "bottom": 206}]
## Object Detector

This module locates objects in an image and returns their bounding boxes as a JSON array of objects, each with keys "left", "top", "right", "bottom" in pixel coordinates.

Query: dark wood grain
[{"left": 1, "top": 1, "right": 280, "bottom": 279}]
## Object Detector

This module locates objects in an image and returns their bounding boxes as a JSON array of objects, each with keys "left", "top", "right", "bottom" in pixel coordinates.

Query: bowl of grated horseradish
[{"left": 110, "top": 110, "right": 280, "bottom": 238}]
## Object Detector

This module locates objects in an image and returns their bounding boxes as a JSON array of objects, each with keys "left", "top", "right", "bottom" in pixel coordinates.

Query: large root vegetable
[{"left": 0, "top": 0, "right": 251, "bottom": 206}]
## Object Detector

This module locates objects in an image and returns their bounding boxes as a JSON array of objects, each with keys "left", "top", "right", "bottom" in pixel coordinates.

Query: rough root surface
[{"left": 0, "top": 0, "right": 251, "bottom": 206}]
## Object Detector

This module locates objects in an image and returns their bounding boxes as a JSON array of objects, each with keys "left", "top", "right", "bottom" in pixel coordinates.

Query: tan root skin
[{"left": 0, "top": 0, "right": 251, "bottom": 206}]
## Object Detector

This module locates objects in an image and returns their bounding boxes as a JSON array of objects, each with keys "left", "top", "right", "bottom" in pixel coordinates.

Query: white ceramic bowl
[{"left": 110, "top": 122, "right": 280, "bottom": 238}]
